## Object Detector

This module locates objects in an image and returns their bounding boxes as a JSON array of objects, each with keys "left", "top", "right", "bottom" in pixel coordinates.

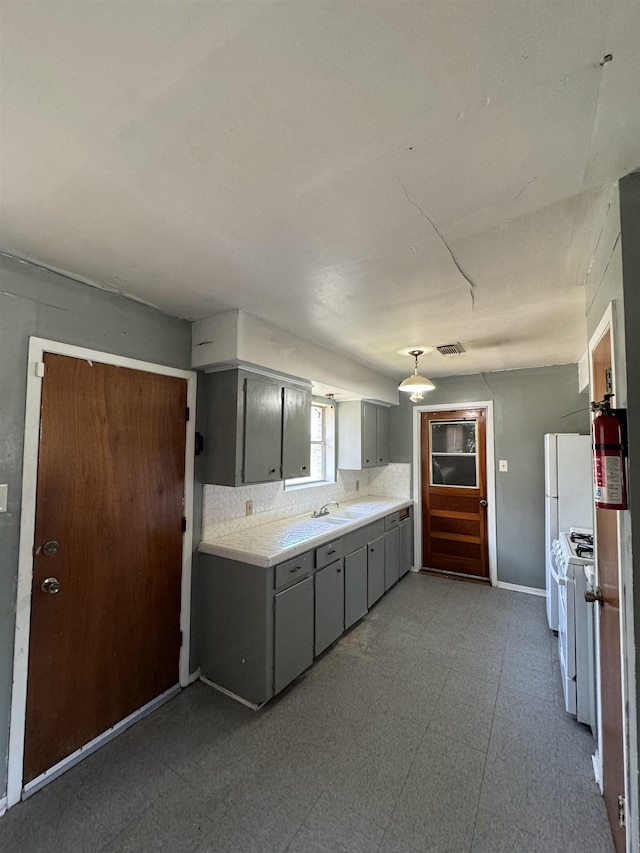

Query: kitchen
[{"left": 1, "top": 2, "right": 640, "bottom": 851}]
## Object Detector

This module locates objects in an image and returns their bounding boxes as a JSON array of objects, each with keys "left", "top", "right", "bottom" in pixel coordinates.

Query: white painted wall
[{"left": 192, "top": 309, "right": 400, "bottom": 405}]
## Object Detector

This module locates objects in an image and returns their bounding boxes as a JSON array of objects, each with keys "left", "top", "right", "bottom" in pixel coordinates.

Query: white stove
[{"left": 553, "top": 528, "right": 595, "bottom": 728}]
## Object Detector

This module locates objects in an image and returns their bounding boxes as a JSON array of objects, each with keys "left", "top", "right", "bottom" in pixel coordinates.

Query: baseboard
[
  {"left": 0, "top": 794, "right": 7, "bottom": 817},
  {"left": 496, "top": 581, "right": 546, "bottom": 597},
  {"left": 22, "top": 684, "right": 181, "bottom": 800},
  {"left": 592, "top": 750, "right": 603, "bottom": 793},
  {"left": 199, "top": 675, "right": 262, "bottom": 710}
]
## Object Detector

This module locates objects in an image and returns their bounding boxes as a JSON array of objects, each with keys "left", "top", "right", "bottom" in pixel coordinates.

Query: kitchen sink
[{"left": 326, "top": 508, "right": 369, "bottom": 521}]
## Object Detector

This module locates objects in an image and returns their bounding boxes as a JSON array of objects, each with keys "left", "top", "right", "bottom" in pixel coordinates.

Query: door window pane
[{"left": 431, "top": 420, "right": 478, "bottom": 487}]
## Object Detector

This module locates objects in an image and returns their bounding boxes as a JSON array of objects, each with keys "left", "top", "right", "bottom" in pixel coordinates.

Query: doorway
[
  {"left": 8, "top": 339, "right": 196, "bottom": 806},
  {"left": 589, "top": 306, "right": 627, "bottom": 853},
  {"left": 413, "top": 402, "right": 496, "bottom": 584}
]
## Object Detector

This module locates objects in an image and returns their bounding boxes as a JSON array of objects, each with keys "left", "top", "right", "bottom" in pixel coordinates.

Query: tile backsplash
[{"left": 202, "top": 463, "right": 412, "bottom": 540}]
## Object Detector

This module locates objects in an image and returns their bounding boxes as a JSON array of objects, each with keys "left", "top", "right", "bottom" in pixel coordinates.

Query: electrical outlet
[
  {"left": 355, "top": 479, "right": 360, "bottom": 492},
  {"left": 499, "top": 460, "right": 508, "bottom": 472},
  {"left": 246, "top": 500, "right": 254, "bottom": 516}
]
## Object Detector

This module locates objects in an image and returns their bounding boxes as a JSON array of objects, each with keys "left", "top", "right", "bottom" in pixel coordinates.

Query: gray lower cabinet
[
  {"left": 399, "top": 516, "right": 413, "bottom": 577},
  {"left": 315, "top": 560, "right": 345, "bottom": 655},
  {"left": 199, "top": 507, "right": 414, "bottom": 706},
  {"left": 344, "top": 546, "right": 368, "bottom": 629},
  {"left": 368, "top": 536, "right": 385, "bottom": 607},
  {"left": 384, "top": 527, "right": 400, "bottom": 590},
  {"left": 274, "top": 576, "right": 314, "bottom": 694}
]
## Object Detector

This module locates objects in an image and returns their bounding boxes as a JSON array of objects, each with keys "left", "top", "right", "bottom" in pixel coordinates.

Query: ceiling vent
[{"left": 436, "top": 342, "right": 465, "bottom": 356}]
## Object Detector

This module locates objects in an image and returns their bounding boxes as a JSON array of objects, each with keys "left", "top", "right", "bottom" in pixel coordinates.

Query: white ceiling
[{"left": 2, "top": 1, "right": 639, "bottom": 381}]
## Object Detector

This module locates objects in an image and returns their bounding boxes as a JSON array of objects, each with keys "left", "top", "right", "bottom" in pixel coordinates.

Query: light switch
[
  {"left": 499, "top": 460, "right": 508, "bottom": 472},
  {"left": 0, "top": 484, "right": 7, "bottom": 512}
]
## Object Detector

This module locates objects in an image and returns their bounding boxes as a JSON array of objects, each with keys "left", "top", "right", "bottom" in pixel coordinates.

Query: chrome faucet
[{"left": 312, "top": 501, "right": 339, "bottom": 518}]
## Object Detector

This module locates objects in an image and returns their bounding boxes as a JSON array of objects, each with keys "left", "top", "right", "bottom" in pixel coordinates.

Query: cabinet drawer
[
  {"left": 316, "top": 538, "right": 344, "bottom": 569},
  {"left": 384, "top": 512, "right": 400, "bottom": 530},
  {"left": 275, "top": 551, "right": 313, "bottom": 589}
]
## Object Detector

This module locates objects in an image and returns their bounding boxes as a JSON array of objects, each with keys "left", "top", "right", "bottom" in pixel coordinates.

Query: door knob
[
  {"left": 35, "top": 540, "right": 60, "bottom": 556},
  {"left": 585, "top": 586, "right": 604, "bottom": 605},
  {"left": 479, "top": 499, "right": 488, "bottom": 507},
  {"left": 41, "top": 577, "right": 61, "bottom": 594}
]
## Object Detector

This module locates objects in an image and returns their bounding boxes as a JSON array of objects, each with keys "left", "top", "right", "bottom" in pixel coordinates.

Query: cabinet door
[
  {"left": 384, "top": 527, "right": 400, "bottom": 591},
  {"left": 274, "top": 577, "right": 314, "bottom": 694},
  {"left": 362, "top": 402, "right": 378, "bottom": 468},
  {"left": 315, "top": 559, "right": 345, "bottom": 656},
  {"left": 399, "top": 518, "right": 413, "bottom": 577},
  {"left": 345, "top": 546, "right": 368, "bottom": 629},
  {"left": 376, "top": 406, "right": 390, "bottom": 466},
  {"left": 243, "top": 378, "right": 282, "bottom": 483},
  {"left": 282, "top": 387, "right": 311, "bottom": 479},
  {"left": 368, "top": 536, "right": 385, "bottom": 607}
]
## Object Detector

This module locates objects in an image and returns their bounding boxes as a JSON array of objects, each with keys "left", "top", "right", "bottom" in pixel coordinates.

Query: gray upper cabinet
[
  {"left": 338, "top": 400, "right": 391, "bottom": 469},
  {"left": 244, "top": 377, "right": 282, "bottom": 483},
  {"left": 282, "top": 386, "right": 312, "bottom": 479},
  {"left": 203, "top": 368, "right": 311, "bottom": 486}
]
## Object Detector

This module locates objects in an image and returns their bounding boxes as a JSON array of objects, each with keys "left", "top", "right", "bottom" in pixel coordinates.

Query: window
[
  {"left": 430, "top": 419, "right": 478, "bottom": 487},
  {"left": 285, "top": 402, "right": 335, "bottom": 488}
]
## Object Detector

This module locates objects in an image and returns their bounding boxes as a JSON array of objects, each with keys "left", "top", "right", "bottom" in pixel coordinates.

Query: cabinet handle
[
  {"left": 337, "top": 568, "right": 342, "bottom": 573},
  {"left": 365, "top": 459, "right": 370, "bottom": 463},
  {"left": 269, "top": 467, "right": 276, "bottom": 474},
  {"left": 300, "top": 465, "right": 307, "bottom": 471},
  {"left": 327, "top": 549, "right": 336, "bottom": 555},
  {"left": 289, "top": 566, "right": 300, "bottom": 573}
]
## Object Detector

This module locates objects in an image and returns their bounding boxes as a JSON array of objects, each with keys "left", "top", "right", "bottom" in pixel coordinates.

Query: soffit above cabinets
[{"left": 2, "top": 1, "right": 639, "bottom": 381}]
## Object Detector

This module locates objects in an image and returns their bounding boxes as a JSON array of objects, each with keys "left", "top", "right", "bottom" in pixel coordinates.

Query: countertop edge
[{"left": 199, "top": 497, "right": 413, "bottom": 568}]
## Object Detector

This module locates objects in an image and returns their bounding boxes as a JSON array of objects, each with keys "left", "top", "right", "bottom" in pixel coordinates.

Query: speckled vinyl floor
[{"left": 0, "top": 573, "right": 614, "bottom": 852}]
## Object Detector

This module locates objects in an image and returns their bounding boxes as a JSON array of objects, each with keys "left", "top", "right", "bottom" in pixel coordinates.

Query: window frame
[{"left": 284, "top": 400, "right": 336, "bottom": 490}]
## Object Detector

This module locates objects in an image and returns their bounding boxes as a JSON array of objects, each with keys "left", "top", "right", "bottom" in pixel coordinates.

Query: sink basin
[
  {"left": 326, "top": 507, "right": 369, "bottom": 521},
  {"left": 315, "top": 516, "right": 349, "bottom": 526}
]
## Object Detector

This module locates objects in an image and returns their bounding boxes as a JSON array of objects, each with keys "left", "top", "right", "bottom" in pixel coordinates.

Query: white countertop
[{"left": 198, "top": 496, "right": 413, "bottom": 567}]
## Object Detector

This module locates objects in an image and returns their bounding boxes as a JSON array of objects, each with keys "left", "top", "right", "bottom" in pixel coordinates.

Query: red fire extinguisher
[{"left": 591, "top": 393, "right": 628, "bottom": 510}]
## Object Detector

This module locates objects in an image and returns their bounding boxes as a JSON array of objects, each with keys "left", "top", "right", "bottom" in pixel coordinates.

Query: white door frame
[
  {"left": 412, "top": 401, "right": 497, "bottom": 586},
  {"left": 588, "top": 302, "right": 637, "bottom": 852},
  {"left": 7, "top": 337, "right": 197, "bottom": 808}
]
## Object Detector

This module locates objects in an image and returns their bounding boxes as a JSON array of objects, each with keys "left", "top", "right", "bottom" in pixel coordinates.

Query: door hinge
[
  {"left": 181, "top": 517, "right": 187, "bottom": 533},
  {"left": 618, "top": 794, "right": 626, "bottom": 828},
  {"left": 186, "top": 407, "right": 190, "bottom": 422},
  {"left": 194, "top": 432, "right": 205, "bottom": 456},
  {"left": 180, "top": 630, "right": 183, "bottom": 647},
  {"left": 35, "top": 361, "right": 46, "bottom": 378}
]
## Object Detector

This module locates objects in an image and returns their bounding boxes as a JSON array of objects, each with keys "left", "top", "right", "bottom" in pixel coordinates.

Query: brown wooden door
[
  {"left": 592, "top": 329, "right": 625, "bottom": 852},
  {"left": 24, "top": 353, "right": 187, "bottom": 784},
  {"left": 420, "top": 408, "right": 489, "bottom": 578}
]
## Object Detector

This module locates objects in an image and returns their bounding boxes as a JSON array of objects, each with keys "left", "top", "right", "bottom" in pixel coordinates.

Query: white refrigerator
[{"left": 545, "top": 434, "right": 593, "bottom": 631}]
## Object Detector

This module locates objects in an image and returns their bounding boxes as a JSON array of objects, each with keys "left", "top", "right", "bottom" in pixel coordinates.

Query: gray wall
[
  {"left": 0, "top": 254, "right": 192, "bottom": 800},
  {"left": 389, "top": 364, "right": 589, "bottom": 589}
]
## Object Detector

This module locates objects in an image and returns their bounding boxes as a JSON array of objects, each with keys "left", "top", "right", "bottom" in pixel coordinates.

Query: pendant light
[{"left": 398, "top": 350, "right": 435, "bottom": 396}]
